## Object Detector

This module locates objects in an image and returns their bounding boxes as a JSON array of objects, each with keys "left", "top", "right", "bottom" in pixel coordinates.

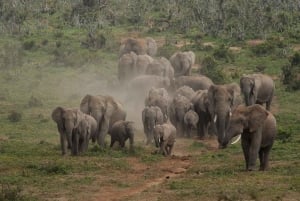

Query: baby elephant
[
  {"left": 72, "top": 114, "right": 97, "bottom": 156},
  {"left": 110, "top": 120, "right": 135, "bottom": 151},
  {"left": 184, "top": 110, "right": 199, "bottom": 138},
  {"left": 153, "top": 123, "right": 176, "bottom": 156}
]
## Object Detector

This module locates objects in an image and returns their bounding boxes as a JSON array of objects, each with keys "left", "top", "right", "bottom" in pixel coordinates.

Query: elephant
[
  {"left": 118, "top": 51, "right": 138, "bottom": 83},
  {"left": 136, "top": 54, "right": 154, "bottom": 75},
  {"left": 225, "top": 104, "right": 277, "bottom": 171},
  {"left": 240, "top": 73, "right": 275, "bottom": 111},
  {"left": 191, "top": 89, "right": 210, "bottom": 139},
  {"left": 170, "top": 51, "right": 195, "bottom": 77},
  {"left": 169, "top": 94, "right": 194, "bottom": 137},
  {"left": 153, "top": 123, "right": 176, "bottom": 156},
  {"left": 206, "top": 83, "right": 241, "bottom": 147},
  {"left": 174, "top": 75, "right": 213, "bottom": 91},
  {"left": 142, "top": 106, "right": 164, "bottom": 145},
  {"left": 72, "top": 114, "right": 97, "bottom": 156},
  {"left": 80, "top": 94, "right": 127, "bottom": 148},
  {"left": 52, "top": 107, "right": 85, "bottom": 155},
  {"left": 145, "top": 87, "right": 170, "bottom": 122},
  {"left": 183, "top": 110, "right": 199, "bottom": 138},
  {"left": 145, "top": 57, "right": 174, "bottom": 82},
  {"left": 119, "top": 37, "right": 157, "bottom": 57},
  {"left": 110, "top": 120, "right": 135, "bottom": 151},
  {"left": 173, "top": 85, "right": 196, "bottom": 101}
]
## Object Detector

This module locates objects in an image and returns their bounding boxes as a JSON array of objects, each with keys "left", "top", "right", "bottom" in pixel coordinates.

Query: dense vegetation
[{"left": 0, "top": 0, "right": 299, "bottom": 200}]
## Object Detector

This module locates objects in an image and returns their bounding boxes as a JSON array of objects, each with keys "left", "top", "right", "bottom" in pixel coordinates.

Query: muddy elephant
[
  {"left": 174, "top": 75, "right": 213, "bottom": 91},
  {"left": 207, "top": 83, "right": 241, "bottom": 147},
  {"left": 110, "top": 120, "right": 135, "bottom": 151},
  {"left": 169, "top": 94, "right": 194, "bottom": 137},
  {"left": 119, "top": 37, "right": 157, "bottom": 57},
  {"left": 183, "top": 110, "right": 199, "bottom": 138},
  {"left": 225, "top": 104, "right": 277, "bottom": 171},
  {"left": 52, "top": 107, "right": 85, "bottom": 155},
  {"left": 173, "top": 85, "right": 196, "bottom": 101},
  {"left": 145, "top": 57, "right": 174, "bottom": 82},
  {"left": 145, "top": 87, "right": 169, "bottom": 122},
  {"left": 240, "top": 73, "right": 275, "bottom": 110},
  {"left": 153, "top": 123, "right": 176, "bottom": 156},
  {"left": 80, "top": 94, "right": 127, "bottom": 148},
  {"left": 72, "top": 114, "right": 97, "bottom": 156},
  {"left": 170, "top": 51, "right": 195, "bottom": 77},
  {"left": 142, "top": 106, "right": 164, "bottom": 145}
]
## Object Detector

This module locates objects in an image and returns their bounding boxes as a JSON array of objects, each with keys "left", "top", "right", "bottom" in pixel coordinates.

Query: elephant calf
[
  {"left": 110, "top": 120, "right": 135, "bottom": 151},
  {"left": 153, "top": 123, "right": 176, "bottom": 156},
  {"left": 184, "top": 110, "right": 199, "bottom": 138},
  {"left": 72, "top": 114, "right": 97, "bottom": 156},
  {"left": 225, "top": 104, "right": 277, "bottom": 171}
]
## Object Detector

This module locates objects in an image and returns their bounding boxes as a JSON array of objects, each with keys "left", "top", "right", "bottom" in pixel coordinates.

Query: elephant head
[
  {"left": 207, "top": 84, "right": 240, "bottom": 147},
  {"left": 222, "top": 104, "right": 269, "bottom": 148},
  {"left": 51, "top": 107, "right": 84, "bottom": 155},
  {"left": 240, "top": 76, "right": 256, "bottom": 106}
]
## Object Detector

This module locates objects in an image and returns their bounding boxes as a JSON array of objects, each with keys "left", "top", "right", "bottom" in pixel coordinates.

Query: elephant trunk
[{"left": 215, "top": 109, "right": 230, "bottom": 148}]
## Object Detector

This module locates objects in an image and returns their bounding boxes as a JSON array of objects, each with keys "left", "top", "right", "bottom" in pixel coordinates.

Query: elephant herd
[{"left": 52, "top": 37, "right": 277, "bottom": 171}]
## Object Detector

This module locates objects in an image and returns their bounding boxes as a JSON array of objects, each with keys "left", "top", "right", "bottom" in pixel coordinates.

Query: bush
[
  {"left": 8, "top": 111, "right": 22, "bottom": 122},
  {"left": 22, "top": 40, "right": 35, "bottom": 50},
  {"left": 281, "top": 52, "right": 300, "bottom": 90},
  {"left": 0, "top": 184, "right": 31, "bottom": 201},
  {"left": 212, "top": 44, "right": 234, "bottom": 62},
  {"left": 277, "top": 127, "right": 292, "bottom": 143}
]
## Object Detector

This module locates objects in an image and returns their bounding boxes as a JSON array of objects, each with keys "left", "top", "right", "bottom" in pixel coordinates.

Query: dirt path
[{"left": 90, "top": 137, "right": 218, "bottom": 201}]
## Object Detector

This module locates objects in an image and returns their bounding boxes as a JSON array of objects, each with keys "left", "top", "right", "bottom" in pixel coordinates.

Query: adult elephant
[
  {"left": 118, "top": 51, "right": 138, "bottom": 83},
  {"left": 145, "top": 87, "right": 169, "bottom": 122},
  {"left": 170, "top": 51, "right": 195, "bottom": 77},
  {"left": 169, "top": 94, "right": 194, "bottom": 137},
  {"left": 173, "top": 85, "right": 196, "bottom": 101},
  {"left": 80, "top": 94, "right": 127, "bottom": 148},
  {"left": 119, "top": 37, "right": 157, "bottom": 57},
  {"left": 174, "top": 75, "right": 213, "bottom": 91},
  {"left": 142, "top": 106, "right": 164, "bottom": 145},
  {"left": 224, "top": 105, "right": 277, "bottom": 171},
  {"left": 136, "top": 54, "right": 153, "bottom": 76},
  {"left": 240, "top": 73, "right": 275, "bottom": 110},
  {"left": 206, "top": 83, "right": 241, "bottom": 147},
  {"left": 52, "top": 107, "right": 85, "bottom": 155},
  {"left": 145, "top": 57, "right": 174, "bottom": 82}
]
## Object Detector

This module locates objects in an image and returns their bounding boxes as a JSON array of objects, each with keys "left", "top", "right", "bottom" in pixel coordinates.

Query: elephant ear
[
  {"left": 80, "top": 94, "right": 92, "bottom": 114},
  {"left": 247, "top": 105, "right": 269, "bottom": 132},
  {"left": 207, "top": 85, "right": 217, "bottom": 114}
]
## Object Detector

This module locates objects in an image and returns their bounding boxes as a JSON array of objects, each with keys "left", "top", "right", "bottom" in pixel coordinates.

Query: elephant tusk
[
  {"left": 214, "top": 115, "right": 217, "bottom": 123},
  {"left": 230, "top": 134, "right": 241, "bottom": 144}
]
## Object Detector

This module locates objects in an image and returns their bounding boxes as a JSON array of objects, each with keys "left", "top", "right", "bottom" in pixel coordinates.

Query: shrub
[
  {"left": 8, "top": 111, "right": 22, "bottom": 122},
  {"left": 281, "top": 52, "right": 300, "bottom": 90},
  {"left": 212, "top": 44, "right": 234, "bottom": 62},
  {"left": 22, "top": 40, "right": 35, "bottom": 50}
]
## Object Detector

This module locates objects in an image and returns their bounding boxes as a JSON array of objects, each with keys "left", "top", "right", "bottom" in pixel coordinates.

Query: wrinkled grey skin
[
  {"left": 191, "top": 90, "right": 210, "bottom": 139},
  {"left": 153, "top": 123, "right": 176, "bottom": 156},
  {"left": 240, "top": 74, "right": 274, "bottom": 110},
  {"left": 173, "top": 85, "right": 196, "bottom": 101},
  {"left": 169, "top": 94, "right": 194, "bottom": 137},
  {"left": 184, "top": 110, "right": 199, "bottom": 138},
  {"left": 136, "top": 54, "right": 154, "bottom": 75},
  {"left": 145, "top": 88, "right": 169, "bottom": 122},
  {"left": 119, "top": 37, "right": 157, "bottom": 57},
  {"left": 52, "top": 107, "right": 85, "bottom": 155},
  {"left": 225, "top": 105, "right": 277, "bottom": 171},
  {"left": 170, "top": 51, "right": 195, "bottom": 77},
  {"left": 80, "top": 94, "right": 127, "bottom": 148},
  {"left": 72, "top": 114, "right": 97, "bottom": 156},
  {"left": 207, "top": 83, "right": 241, "bottom": 147},
  {"left": 118, "top": 51, "right": 138, "bottom": 83},
  {"left": 142, "top": 106, "right": 164, "bottom": 145},
  {"left": 110, "top": 120, "right": 135, "bottom": 151},
  {"left": 174, "top": 75, "right": 213, "bottom": 91},
  {"left": 146, "top": 57, "right": 174, "bottom": 81}
]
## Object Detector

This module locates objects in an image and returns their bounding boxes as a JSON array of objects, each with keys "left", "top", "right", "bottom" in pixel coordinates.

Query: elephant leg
[
  {"left": 259, "top": 145, "right": 272, "bottom": 171},
  {"left": 168, "top": 144, "right": 174, "bottom": 156},
  {"left": 160, "top": 142, "right": 167, "bottom": 156},
  {"left": 266, "top": 100, "right": 272, "bottom": 111},
  {"left": 72, "top": 133, "right": 79, "bottom": 156},
  {"left": 241, "top": 137, "right": 250, "bottom": 170},
  {"left": 60, "top": 133, "right": 68, "bottom": 155}
]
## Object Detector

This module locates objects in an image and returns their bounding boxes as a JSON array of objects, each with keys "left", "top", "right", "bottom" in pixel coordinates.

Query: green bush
[
  {"left": 8, "top": 111, "right": 22, "bottom": 123},
  {"left": 212, "top": 44, "right": 234, "bottom": 62},
  {"left": 22, "top": 40, "right": 35, "bottom": 50},
  {"left": 281, "top": 52, "right": 300, "bottom": 90}
]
